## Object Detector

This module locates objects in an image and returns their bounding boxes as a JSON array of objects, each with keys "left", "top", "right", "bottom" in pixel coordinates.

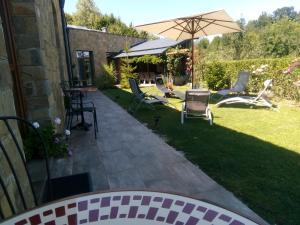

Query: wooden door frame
[{"left": 0, "top": 0, "right": 27, "bottom": 119}]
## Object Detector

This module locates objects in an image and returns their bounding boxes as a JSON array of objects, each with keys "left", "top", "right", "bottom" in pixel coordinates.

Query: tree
[
  {"left": 198, "top": 38, "right": 209, "bottom": 50},
  {"left": 195, "top": 6, "right": 300, "bottom": 61},
  {"left": 255, "top": 12, "right": 273, "bottom": 28},
  {"left": 262, "top": 17, "right": 300, "bottom": 57},
  {"left": 273, "top": 6, "right": 298, "bottom": 21},
  {"left": 120, "top": 44, "right": 137, "bottom": 88},
  {"left": 73, "top": 0, "right": 101, "bottom": 29},
  {"left": 70, "top": 0, "right": 149, "bottom": 38},
  {"left": 64, "top": 12, "right": 74, "bottom": 25}
]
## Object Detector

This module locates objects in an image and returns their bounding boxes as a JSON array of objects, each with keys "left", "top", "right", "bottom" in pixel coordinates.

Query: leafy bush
[
  {"left": 24, "top": 123, "right": 68, "bottom": 160},
  {"left": 199, "top": 57, "right": 300, "bottom": 100},
  {"left": 96, "top": 64, "right": 117, "bottom": 90},
  {"left": 204, "top": 62, "right": 230, "bottom": 90}
]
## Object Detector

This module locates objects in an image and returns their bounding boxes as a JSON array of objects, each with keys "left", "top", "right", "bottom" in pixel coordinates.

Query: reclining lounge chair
[
  {"left": 216, "top": 71, "right": 250, "bottom": 99},
  {"left": 155, "top": 76, "right": 185, "bottom": 100},
  {"left": 216, "top": 79, "right": 273, "bottom": 108},
  {"left": 129, "top": 78, "right": 169, "bottom": 112},
  {"left": 181, "top": 89, "right": 213, "bottom": 125}
]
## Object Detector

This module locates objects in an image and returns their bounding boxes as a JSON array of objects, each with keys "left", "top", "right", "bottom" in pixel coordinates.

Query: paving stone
[
  {"left": 107, "top": 168, "right": 145, "bottom": 189},
  {"left": 101, "top": 150, "right": 135, "bottom": 174},
  {"left": 89, "top": 165, "right": 109, "bottom": 191}
]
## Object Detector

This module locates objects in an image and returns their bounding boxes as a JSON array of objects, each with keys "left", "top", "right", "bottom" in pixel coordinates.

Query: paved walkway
[{"left": 52, "top": 91, "right": 267, "bottom": 225}]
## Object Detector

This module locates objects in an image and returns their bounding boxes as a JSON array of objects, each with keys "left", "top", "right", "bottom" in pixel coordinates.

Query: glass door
[{"left": 75, "top": 50, "right": 95, "bottom": 86}]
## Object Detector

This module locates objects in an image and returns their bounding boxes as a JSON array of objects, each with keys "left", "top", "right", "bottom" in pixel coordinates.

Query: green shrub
[
  {"left": 96, "top": 64, "right": 117, "bottom": 90},
  {"left": 204, "top": 62, "right": 230, "bottom": 90},
  {"left": 120, "top": 58, "right": 137, "bottom": 88},
  {"left": 199, "top": 57, "right": 300, "bottom": 100},
  {"left": 24, "top": 123, "right": 68, "bottom": 160}
]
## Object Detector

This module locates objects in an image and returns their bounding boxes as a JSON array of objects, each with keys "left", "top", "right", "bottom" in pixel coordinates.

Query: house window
[{"left": 75, "top": 50, "right": 95, "bottom": 86}]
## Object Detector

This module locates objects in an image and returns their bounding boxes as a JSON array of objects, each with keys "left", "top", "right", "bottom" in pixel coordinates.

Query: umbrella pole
[
  {"left": 191, "top": 18, "right": 195, "bottom": 89},
  {"left": 191, "top": 33, "right": 194, "bottom": 88}
]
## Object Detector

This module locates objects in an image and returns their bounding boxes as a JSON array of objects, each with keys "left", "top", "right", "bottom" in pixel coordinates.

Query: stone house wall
[
  {"left": 0, "top": 13, "right": 35, "bottom": 219},
  {"left": 11, "top": 0, "right": 67, "bottom": 123},
  {"left": 68, "top": 27, "right": 144, "bottom": 81}
]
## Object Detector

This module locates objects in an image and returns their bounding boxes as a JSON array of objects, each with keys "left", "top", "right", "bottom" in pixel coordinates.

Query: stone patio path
[{"left": 51, "top": 91, "right": 268, "bottom": 225}]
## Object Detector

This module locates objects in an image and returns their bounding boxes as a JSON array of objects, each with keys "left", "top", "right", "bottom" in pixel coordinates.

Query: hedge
[{"left": 197, "top": 57, "right": 300, "bottom": 100}]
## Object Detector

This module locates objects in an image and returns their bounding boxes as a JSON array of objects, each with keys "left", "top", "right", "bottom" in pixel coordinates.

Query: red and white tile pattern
[{"left": 1, "top": 191, "right": 258, "bottom": 225}]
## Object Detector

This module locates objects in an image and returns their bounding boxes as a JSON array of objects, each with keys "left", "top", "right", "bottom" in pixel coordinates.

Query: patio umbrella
[{"left": 135, "top": 9, "right": 242, "bottom": 88}]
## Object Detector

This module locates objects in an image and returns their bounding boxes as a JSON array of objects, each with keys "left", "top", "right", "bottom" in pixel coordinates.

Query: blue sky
[{"left": 64, "top": 0, "right": 300, "bottom": 26}]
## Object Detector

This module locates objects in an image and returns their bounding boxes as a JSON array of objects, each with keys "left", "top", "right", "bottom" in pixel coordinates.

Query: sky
[{"left": 64, "top": 0, "right": 300, "bottom": 26}]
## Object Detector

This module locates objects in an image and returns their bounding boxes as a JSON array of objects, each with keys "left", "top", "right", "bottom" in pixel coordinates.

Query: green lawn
[{"left": 103, "top": 86, "right": 300, "bottom": 225}]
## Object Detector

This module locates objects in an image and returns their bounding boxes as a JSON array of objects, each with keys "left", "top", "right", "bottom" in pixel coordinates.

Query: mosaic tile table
[{"left": 1, "top": 191, "right": 259, "bottom": 225}]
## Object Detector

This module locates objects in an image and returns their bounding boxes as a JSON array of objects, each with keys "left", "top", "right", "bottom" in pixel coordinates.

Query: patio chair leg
[
  {"left": 65, "top": 111, "right": 70, "bottom": 130},
  {"left": 93, "top": 113, "right": 97, "bottom": 139},
  {"left": 181, "top": 103, "right": 185, "bottom": 124},
  {"left": 208, "top": 109, "right": 213, "bottom": 126},
  {"left": 128, "top": 97, "right": 138, "bottom": 114},
  {"left": 94, "top": 110, "right": 99, "bottom": 132},
  {"left": 132, "top": 101, "right": 142, "bottom": 114},
  {"left": 68, "top": 111, "right": 73, "bottom": 130}
]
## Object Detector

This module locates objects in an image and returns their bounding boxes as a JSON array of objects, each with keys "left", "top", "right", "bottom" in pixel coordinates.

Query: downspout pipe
[{"left": 59, "top": 0, "right": 73, "bottom": 83}]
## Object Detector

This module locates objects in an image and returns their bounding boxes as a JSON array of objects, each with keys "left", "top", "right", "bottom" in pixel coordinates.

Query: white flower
[
  {"left": 32, "top": 122, "right": 40, "bottom": 129},
  {"left": 260, "top": 64, "right": 268, "bottom": 70},
  {"left": 256, "top": 68, "right": 263, "bottom": 73},
  {"left": 252, "top": 70, "right": 256, "bottom": 74},
  {"left": 65, "top": 129, "right": 71, "bottom": 136},
  {"left": 54, "top": 137, "right": 60, "bottom": 144},
  {"left": 264, "top": 80, "right": 272, "bottom": 87},
  {"left": 54, "top": 117, "right": 61, "bottom": 125}
]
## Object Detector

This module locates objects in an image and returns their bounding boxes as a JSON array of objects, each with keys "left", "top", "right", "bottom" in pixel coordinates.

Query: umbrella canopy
[{"left": 135, "top": 9, "right": 242, "bottom": 87}]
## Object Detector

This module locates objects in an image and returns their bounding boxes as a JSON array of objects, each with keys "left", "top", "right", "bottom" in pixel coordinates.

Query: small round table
[{"left": 1, "top": 191, "right": 258, "bottom": 225}]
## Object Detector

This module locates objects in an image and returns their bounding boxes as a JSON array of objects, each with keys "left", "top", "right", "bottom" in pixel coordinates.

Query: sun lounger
[
  {"left": 216, "top": 71, "right": 250, "bottom": 99},
  {"left": 216, "top": 79, "right": 273, "bottom": 108},
  {"left": 129, "top": 78, "right": 169, "bottom": 112},
  {"left": 156, "top": 77, "right": 185, "bottom": 100}
]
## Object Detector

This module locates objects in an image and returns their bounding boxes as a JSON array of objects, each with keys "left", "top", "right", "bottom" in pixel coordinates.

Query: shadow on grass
[{"left": 103, "top": 88, "right": 300, "bottom": 225}]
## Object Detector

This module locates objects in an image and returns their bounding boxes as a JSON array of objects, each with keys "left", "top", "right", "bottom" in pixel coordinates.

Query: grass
[{"left": 103, "top": 85, "right": 300, "bottom": 225}]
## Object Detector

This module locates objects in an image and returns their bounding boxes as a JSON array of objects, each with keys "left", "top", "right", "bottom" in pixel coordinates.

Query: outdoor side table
[{"left": 1, "top": 191, "right": 259, "bottom": 225}]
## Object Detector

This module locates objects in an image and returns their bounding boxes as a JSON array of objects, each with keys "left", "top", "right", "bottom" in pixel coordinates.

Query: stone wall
[
  {"left": 0, "top": 13, "right": 35, "bottom": 219},
  {"left": 68, "top": 27, "right": 144, "bottom": 80},
  {"left": 11, "top": 0, "right": 67, "bottom": 123}
]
